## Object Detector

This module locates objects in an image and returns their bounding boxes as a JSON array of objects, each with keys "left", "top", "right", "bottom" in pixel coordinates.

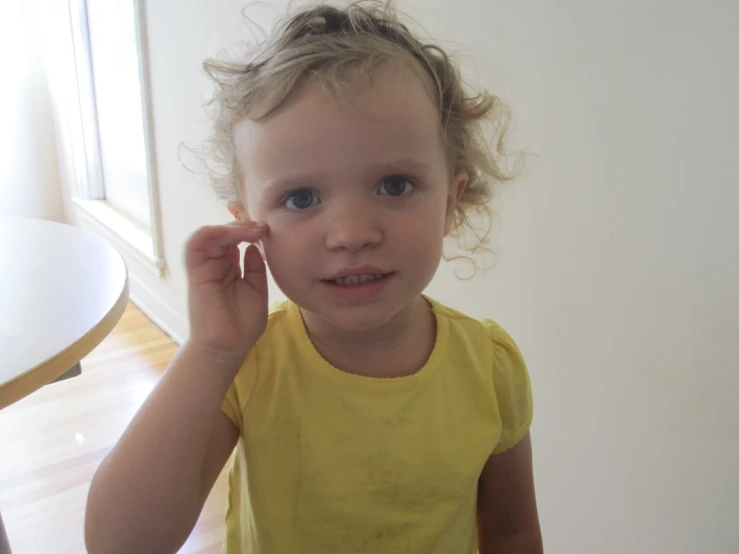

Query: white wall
[
  {"left": 419, "top": 1, "right": 739, "bottom": 551},
  {"left": 63, "top": 0, "right": 738, "bottom": 551},
  {"left": 0, "top": 0, "right": 65, "bottom": 221}
]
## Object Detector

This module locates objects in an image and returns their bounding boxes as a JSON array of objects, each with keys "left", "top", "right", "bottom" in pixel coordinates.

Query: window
[{"left": 66, "top": 0, "right": 164, "bottom": 272}]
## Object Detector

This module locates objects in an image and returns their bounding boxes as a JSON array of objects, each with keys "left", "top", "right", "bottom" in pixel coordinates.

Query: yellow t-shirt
[{"left": 220, "top": 296, "right": 533, "bottom": 554}]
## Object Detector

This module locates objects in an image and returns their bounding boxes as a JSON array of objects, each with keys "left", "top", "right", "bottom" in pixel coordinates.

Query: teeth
[{"left": 333, "top": 274, "right": 385, "bottom": 285}]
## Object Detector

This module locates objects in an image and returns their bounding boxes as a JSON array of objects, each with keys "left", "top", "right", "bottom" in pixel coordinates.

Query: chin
[
  {"left": 323, "top": 309, "right": 400, "bottom": 333},
  {"left": 283, "top": 286, "right": 399, "bottom": 331},
  {"left": 310, "top": 298, "right": 396, "bottom": 330}
]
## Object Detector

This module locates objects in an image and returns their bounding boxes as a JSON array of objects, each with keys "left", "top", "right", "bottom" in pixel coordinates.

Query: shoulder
[
  {"left": 265, "top": 298, "right": 291, "bottom": 329},
  {"left": 426, "top": 296, "right": 520, "bottom": 357},
  {"left": 429, "top": 296, "right": 490, "bottom": 345},
  {"left": 221, "top": 299, "right": 294, "bottom": 427},
  {"left": 426, "top": 296, "right": 533, "bottom": 453}
]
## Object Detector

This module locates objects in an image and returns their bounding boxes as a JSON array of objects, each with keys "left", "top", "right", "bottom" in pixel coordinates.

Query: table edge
[{"left": 0, "top": 278, "right": 130, "bottom": 410}]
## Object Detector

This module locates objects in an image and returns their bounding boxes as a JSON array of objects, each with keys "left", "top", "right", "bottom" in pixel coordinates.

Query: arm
[
  {"left": 477, "top": 432, "right": 543, "bottom": 554},
  {"left": 85, "top": 343, "right": 240, "bottom": 554},
  {"left": 85, "top": 222, "right": 268, "bottom": 554}
]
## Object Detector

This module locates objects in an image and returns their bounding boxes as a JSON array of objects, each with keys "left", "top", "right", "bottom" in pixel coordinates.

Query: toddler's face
[{"left": 233, "top": 66, "right": 466, "bottom": 333}]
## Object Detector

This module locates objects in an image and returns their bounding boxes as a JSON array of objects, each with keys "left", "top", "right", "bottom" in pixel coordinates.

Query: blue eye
[
  {"left": 377, "top": 176, "right": 414, "bottom": 197},
  {"left": 284, "top": 189, "right": 320, "bottom": 210}
]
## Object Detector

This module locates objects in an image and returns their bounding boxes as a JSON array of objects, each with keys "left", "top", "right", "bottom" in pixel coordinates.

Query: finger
[
  {"left": 243, "top": 243, "right": 268, "bottom": 297},
  {"left": 191, "top": 222, "right": 268, "bottom": 251},
  {"left": 226, "top": 243, "right": 241, "bottom": 265},
  {"left": 189, "top": 255, "right": 238, "bottom": 287},
  {"left": 186, "top": 223, "right": 268, "bottom": 268},
  {"left": 215, "top": 222, "right": 268, "bottom": 249},
  {"left": 243, "top": 243, "right": 266, "bottom": 276}
]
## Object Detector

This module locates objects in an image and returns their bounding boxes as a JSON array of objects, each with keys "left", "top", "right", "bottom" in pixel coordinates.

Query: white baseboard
[{"left": 128, "top": 271, "right": 188, "bottom": 345}]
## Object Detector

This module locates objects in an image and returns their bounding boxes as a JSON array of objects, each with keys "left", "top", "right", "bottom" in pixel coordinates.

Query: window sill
[{"left": 73, "top": 198, "right": 165, "bottom": 277}]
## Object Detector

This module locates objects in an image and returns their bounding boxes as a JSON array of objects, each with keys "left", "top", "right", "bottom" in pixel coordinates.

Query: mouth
[
  {"left": 321, "top": 271, "right": 395, "bottom": 300},
  {"left": 323, "top": 272, "right": 394, "bottom": 286}
]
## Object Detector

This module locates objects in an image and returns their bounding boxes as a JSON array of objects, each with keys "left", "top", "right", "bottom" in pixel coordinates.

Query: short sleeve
[
  {"left": 484, "top": 320, "right": 534, "bottom": 454},
  {"left": 220, "top": 346, "right": 259, "bottom": 431}
]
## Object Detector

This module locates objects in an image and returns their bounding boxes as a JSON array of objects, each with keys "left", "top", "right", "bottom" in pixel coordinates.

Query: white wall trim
[
  {"left": 128, "top": 271, "right": 187, "bottom": 345},
  {"left": 73, "top": 198, "right": 165, "bottom": 277},
  {"left": 132, "top": 0, "right": 166, "bottom": 271}
]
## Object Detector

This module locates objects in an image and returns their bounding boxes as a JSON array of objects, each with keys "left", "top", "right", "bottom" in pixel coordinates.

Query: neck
[{"left": 300, "top": 296, "right": 435, "bottom": 377}]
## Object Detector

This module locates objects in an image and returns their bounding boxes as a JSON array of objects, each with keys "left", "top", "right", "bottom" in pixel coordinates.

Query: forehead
[{"left": 234, "top": 66, "right": 446, "bottom": 187}]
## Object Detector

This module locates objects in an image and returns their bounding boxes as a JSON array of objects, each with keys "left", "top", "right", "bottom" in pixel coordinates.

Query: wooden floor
[{"left": 0, "top": 303, "right": 229, "bottom": 553}]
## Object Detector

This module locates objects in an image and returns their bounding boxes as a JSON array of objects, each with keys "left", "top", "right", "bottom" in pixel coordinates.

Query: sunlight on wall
[
  {"left": 0, "top": 1, "right": 29, "bottom": 183},
  {"left": 0, "top": 0, "right": 65, "bottom": 220}
]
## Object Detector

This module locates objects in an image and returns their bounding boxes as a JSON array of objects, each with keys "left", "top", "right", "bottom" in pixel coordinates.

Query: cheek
[
  {"left": 260, "top": 234, "right": 288, "bottom": 271},
  {"left": 394, "top": 207, "right": 446, "bottom": 258},
  {"left": 259, "top": 219, "right": 314, "bottom": 273}
]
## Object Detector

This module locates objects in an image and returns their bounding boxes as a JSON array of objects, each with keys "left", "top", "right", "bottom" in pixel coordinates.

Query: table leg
[
  {"left": 0, "top": 511, "right": 11, "bottom": 554},
  {"left": 51, "top": 362, "right": 82, "bottom": 384}
]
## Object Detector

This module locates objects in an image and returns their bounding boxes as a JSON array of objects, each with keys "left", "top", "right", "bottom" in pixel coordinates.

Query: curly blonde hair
[{"left": 194, "top": 0, "right": 520, "bottom": 268}]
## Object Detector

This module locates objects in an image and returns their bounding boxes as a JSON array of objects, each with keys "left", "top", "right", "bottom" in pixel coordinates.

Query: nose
[{"left": 324, "top": 201, "right": 382, "bottom": 252}]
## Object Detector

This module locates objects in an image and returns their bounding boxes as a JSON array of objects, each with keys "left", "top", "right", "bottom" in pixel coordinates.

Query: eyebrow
[{"left": 263, "top": 158, "right": 433, "bottom": 193}]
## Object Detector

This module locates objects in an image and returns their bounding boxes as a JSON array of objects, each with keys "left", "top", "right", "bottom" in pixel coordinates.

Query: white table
[{"left": 0, "top": 217, "right": 129, "bottom": 553}]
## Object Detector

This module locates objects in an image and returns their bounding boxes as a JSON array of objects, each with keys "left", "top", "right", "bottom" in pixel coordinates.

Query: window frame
[{"left": 67, "top": 0, "right": 165, "bottom": 275}]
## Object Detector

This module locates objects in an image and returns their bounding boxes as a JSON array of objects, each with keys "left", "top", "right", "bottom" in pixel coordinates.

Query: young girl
[{"left": 85, "top": 2, "right": 542, "bottom": 553}]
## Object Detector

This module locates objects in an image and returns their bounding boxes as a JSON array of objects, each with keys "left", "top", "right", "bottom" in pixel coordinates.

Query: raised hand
[{"left": 184, "top": 221, "right": 270, "bottom": 367}]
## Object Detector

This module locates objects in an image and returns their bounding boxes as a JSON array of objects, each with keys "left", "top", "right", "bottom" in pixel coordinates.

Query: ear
[
  {"left": 228, "top": 201, "right": 247, "bottom": 221},
  {"left": 444, "top": 172, "right": 468, "bottom": 236}
]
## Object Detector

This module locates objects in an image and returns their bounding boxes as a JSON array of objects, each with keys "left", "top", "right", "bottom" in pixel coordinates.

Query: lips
[
  {"left": 324, "top": 265, "right": 391, "bottom": 282},
  {"left": 322, "top": 269, "right": 394, "bottom": 300},
  {"left": 331, "top": 273, "right": 390, "bottom": 285}
]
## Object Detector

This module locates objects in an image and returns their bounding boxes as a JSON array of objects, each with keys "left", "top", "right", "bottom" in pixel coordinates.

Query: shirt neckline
[{"left": 285, "top": 295, "right": 447, "bottom": 393}]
